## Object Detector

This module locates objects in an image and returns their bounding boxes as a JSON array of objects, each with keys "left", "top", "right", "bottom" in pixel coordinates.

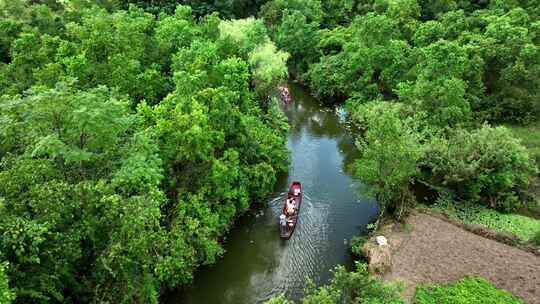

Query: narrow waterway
[{"left": 171, "top": 84, "right": 379, "bottom": 303}]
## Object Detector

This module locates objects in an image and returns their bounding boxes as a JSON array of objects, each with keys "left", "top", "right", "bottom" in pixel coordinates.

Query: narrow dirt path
[{"left": 384, "top": 213, "right": 540, "bottom": 303}]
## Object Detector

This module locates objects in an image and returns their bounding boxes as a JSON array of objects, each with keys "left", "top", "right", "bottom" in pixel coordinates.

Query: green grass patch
[
  {"left": 534, "top": 231, "right": 540, "bottom": 246},
  {"left": 415, "top": 277, "right": 524, "bottom": 304},
  {"left": 432, "top": 201, "right": 540, "bottom": 242},
  {"left": 507, "top": 121, "right": 540, "bottom": 164}
]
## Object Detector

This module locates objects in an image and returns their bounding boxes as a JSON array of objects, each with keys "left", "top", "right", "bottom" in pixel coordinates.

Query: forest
[
  {"left": 1, "top": 0, "right": 539, "bottom": 304},
  {"left": 0, "top": 1, "right": 289, "bottom": 303}
]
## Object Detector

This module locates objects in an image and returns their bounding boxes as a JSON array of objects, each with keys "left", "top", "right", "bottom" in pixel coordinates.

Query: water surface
[{"left": 172, "top": 84, "right": 379, "bottom": 303}]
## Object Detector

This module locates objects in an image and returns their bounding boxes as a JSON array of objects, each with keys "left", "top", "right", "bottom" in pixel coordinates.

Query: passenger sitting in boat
[
  {"left": 283, "top": 88, "right": 290, "bottom": 97},
  {"left": 279, "top": 214, "right": 287, "bottom": 227},
  {"left": 286, "top": 198, "right": 295, "bottom": 215},
  {"left": 294, "top": 188, "right": 300, "bottom": 196},
  {"left": 279, "top": 86, "right": 291, "bottom": 103}
]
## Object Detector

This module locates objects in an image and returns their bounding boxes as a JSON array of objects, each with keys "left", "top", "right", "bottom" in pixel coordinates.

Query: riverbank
[{"left": 374, "top": 211, "right": 540, "bottom": 303}]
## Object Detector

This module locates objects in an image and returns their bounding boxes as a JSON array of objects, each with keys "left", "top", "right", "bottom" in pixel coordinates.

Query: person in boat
[
  {"left": 285, "top": 198, "right": 295, "bottom": 216},
  {"left": 279, "top": 86, "right": 291, "bottom": 103},
  {"left": 283, "top": 88, "right": 291, "bottom": 102},
  {"left": 287, "top": 198, "right": 296, "bottom": 215},
  {"left": 279, "top": 214, "right": 287, "bottom": 227}
]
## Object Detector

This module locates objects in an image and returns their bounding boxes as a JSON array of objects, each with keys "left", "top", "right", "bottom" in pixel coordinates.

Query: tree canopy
[{"left": 0, "top": 2, "right": 288, "bottom": 303}]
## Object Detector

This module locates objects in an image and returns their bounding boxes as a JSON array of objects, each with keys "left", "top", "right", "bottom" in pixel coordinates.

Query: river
[{"left": 170, "top": 84, "right": 379, "bottom": 303}]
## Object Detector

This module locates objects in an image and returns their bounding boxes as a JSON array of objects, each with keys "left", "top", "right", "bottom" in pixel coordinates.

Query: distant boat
[
  {"left": 278, "top": 86, "right": 292, "bottom": 104},
  {"left": 279, "top": 181, "right": 302, "bottom": 239}
]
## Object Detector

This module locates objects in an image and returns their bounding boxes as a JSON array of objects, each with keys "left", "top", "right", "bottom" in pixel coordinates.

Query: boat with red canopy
[{"left": 279, "top": 181, "right": 302, "bottom": 239}]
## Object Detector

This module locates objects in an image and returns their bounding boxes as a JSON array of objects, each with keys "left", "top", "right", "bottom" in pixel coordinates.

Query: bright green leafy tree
[
  {"left": 352, "top": 102, "right": 425, "bottom": 220},
  {"left": 0, "top": 3, "right": 288, "bottom": 303}
]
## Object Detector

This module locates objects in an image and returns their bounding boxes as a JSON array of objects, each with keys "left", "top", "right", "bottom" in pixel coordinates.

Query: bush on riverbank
[
  {"left": 415, "top": 277, "right": 524, "bottom": 304},
  {"left": 350, "top": 235, "right": 368, "bottom": 258},
  {"left": 265, "top": 263, "right": 404, "bottom": 304},
  {"left": 423, "top": 125, "right": 538, "bottom": 212}
]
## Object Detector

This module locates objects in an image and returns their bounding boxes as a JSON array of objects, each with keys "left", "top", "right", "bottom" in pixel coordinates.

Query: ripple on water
[{"left": 262, "top": 193, "right": 332, "bottom": 301}]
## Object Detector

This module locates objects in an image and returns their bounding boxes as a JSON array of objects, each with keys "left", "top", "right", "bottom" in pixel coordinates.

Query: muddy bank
[{"left": 380, "top": 213, "right": 540, "bottom": 303}]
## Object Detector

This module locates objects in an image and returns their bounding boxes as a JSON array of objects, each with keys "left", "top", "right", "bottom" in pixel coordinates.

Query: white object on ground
[{"left": 376, "top": 236, "right": 388, "bottom": 246}]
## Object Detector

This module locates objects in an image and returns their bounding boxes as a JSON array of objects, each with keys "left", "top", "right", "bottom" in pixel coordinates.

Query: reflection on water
[{"left": 170, "top": 83, "right": 379, "bottom": 304}]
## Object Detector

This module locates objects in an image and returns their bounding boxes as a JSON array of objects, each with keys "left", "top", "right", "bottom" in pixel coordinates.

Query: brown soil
[{"left": 383, "top": 213, "right": 540, "bottom": 304}]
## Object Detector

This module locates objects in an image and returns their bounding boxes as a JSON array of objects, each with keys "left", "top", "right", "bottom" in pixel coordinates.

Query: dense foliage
[
  {"left": 290, "top": 1, "right": 539, "bottom": 125},
  {"left": 415, "top": 277, "right": 524, "bottom": 304},
  {"left": 0, "top": 2, "right": 289, "bottom": 303},
  {"left": 265, "top": 263, "right": 404, "bottom": 304},
  {"left": 260, "top": 0, "right": 539, "bottom": 217},
  {"left": 0, "top": 262, "right": 14, "bottom": 304},
  {"left": 119, "top": 0, "right": 268, "bottom": 17}
]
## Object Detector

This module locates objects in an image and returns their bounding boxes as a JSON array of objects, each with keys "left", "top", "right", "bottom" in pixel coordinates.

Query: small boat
[
  {"left": 278, "top": 86, "right": 292, "bottom": 104},
  {"left": 279, "top": 181, "right": 302, "bottom": 239}
]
